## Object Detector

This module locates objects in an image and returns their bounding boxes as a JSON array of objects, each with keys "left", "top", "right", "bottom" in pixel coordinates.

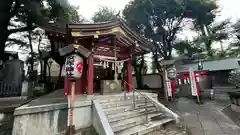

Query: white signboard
[
  {"left": 189, "top": 68, "right": 198, "bottom": 96},
  {"left": 165, "top": 70, "right": 172, "bottom": 97}
]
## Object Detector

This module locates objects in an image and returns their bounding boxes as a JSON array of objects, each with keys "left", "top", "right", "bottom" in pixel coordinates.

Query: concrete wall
[
  {"left": 0, "top": 112, "right": 14, "bottom": 135},
  {"left": 12, "top": 100, "right": 92, "bottom": 135},
  {"left": 132, "top": 74, "right": 163, "bottom": 89}
]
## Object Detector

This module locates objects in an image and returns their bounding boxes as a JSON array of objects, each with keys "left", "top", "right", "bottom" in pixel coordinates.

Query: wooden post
[
  {"left": 88, "top": 55, "right": 94, "bottom": 95},
  {"left": 127, "top": 57, "right": 133, "bottom": 92},
  {"left": 65, "top": 81, "right": 76, "bottom": 135}
]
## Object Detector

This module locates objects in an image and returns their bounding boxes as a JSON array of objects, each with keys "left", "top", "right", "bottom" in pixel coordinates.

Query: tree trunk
[
  {"left": 55, "top": 64, "right": 63, "bottom": 89},
  {"left": 201, "top": 25, "right": 213, "bottom": 57},
  {"left": 43, "top": 59, "right": 47, "bottom": 82},
  {"left": 134, "top": 67, "right": 141, "bottom": 88},
  {"left": 153, "top": 51, "right": 165, "bottom": 100},
  {"left": 40, "top": 60, "right": 43, "bottom": 81},
  {"left": 28, "top": 30, "right": 34, "bottom": 71},
  {"left": 138, "top": 55, "right": 145, "bottom": 89},
  {"left": 38, "top": 34, "right": 43, "bottom": 81},
  {"left": 0, "top": 34, "right": 8, "bottom": 59},
  {"left": 47, "top": 63, "right": 51, "bottom": 82}
]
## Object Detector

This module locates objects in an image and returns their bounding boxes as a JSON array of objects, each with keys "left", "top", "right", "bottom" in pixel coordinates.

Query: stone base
[
  {"left": 100, "top": 80, "right": 122, "bottom": 94},
  {"left": 65, "top": 125, "right": 76, "bottom": 135},
  {"left": 231, "top": 104, "right": 240, "bottom": 113}
]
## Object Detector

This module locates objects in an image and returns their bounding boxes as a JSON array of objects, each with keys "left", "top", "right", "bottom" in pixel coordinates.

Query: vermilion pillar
[
  {"left": 80, "top": 58, "right": 87, "bottom": 94},
  {"left": 127, "top": 57, "right": 133, "bottom": 92},
  {"left": 87, "top": 55, "right": 94, "bottom": 95}
]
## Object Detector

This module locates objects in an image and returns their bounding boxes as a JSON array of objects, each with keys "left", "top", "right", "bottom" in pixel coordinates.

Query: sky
[
  {"left": 69, "top": 0, "right": 240, "bottom": 22},
  {"left": 6, "top": 0, "right": 240, "bottom": 61},
  {"left": 68, "top": 0, "right": 240, "bottom": 51}
]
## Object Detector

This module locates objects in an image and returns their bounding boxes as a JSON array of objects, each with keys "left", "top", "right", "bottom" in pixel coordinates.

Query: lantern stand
[
  {"left": 65, "top": 48, "right": 79, "bottom": 135},
  {"left": 59, "top": 43, "right": 91, "bottom": 135},
  {"left": 66, "top": 79, "right": 76, "bottom": 135}
]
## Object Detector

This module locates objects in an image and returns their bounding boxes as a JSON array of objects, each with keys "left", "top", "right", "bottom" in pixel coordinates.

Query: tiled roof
[{"left": 176, "top": 58, "right": 240, "bottom": 72}]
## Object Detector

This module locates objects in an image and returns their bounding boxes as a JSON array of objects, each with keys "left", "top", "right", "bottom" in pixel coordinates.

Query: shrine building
[{"left": 43, "top": 20, "right": 154, "bottom": 95}]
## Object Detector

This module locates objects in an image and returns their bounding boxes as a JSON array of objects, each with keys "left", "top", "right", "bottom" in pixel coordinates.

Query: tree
[
  {"left": 132, "top": 55, "right": 148, "bottom": 88},
  {"left": 123, "top": 0, "right": 218, "bottom": 73},
  {"left": 92, "top": 6, "right": 118, "bottom": 23},
  {"left": 194, "top": 20, "right": 230, "bottom": 58},
  {"left": 227, "top": 20, "right": 240, "bottom": 57},
  {"left": 123, "top": 0, "right": 218, "bottom": 58},
  {"left": 174, "top": 40, "right": 199, "bottom": 56},
  {"left": 0, "top": 0, "right": 73, "bottom": 58}
]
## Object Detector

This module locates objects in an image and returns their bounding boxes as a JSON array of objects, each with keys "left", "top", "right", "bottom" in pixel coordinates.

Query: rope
[{"left": 98, "top": 58, "right": 129, "bottom": 63}]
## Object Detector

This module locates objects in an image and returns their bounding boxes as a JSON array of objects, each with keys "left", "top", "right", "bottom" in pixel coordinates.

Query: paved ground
[
  {"left": 0, "top": 98, "right": 30, "bottom": 135},
  {"left": 166, "top": 97, "right": 240, "bottom": 135}
]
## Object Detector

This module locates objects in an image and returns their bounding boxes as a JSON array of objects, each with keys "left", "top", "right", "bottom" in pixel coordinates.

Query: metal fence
[{"left": 0, "top": 82, "right": 22, "bottom": 97}]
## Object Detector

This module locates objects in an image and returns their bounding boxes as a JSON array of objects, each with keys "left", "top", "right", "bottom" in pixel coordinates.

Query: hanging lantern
[{"left": 65, "top": 54, "right": 84, "bottom": 79}]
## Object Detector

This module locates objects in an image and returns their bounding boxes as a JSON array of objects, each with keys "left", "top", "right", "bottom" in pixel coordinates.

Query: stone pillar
[
  {"left": 127, "top": 57, "right": 133, "bottom": 92},
  {"left": 87, "top": 55, "right": 94, "bottom": 95}
]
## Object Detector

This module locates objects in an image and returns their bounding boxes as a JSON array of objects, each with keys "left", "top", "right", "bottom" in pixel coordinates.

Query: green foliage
[
  {"left": 228, "top": 19, "right": 240, "bottom": 56},
  {"left": 1, "top": 0, "right": 81, "bottom": 56},
  {"left": 123, "top": 0, "right": 218, "bottom": 60},
  {"left": 92, "top": 6, "right": 118, "bottom": 23},
  {"left": 233, "top": 20, "right": 240, "bottom": 41},
  {"left": 187, "top": 0, "right": 218, "bottom": 27},
  {"left": 194, "top": 20, "right": 230, "bottom": 56},
  {"left": 173, "top": 40, "right": 200, "bottom": 56}
]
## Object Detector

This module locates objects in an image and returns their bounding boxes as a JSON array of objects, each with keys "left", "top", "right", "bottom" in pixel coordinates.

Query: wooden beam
[{"left": 93, "top": 51, "right": 129, "bottom": 58}]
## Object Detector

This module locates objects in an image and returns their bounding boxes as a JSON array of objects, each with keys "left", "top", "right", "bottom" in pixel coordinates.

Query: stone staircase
[{"left": 93, "top": 93, "right": 178, "bottom": 135}]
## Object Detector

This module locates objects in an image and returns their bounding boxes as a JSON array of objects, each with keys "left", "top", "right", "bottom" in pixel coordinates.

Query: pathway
[{"left": 166, "top": 98, "right": 240, "bottom": 135}]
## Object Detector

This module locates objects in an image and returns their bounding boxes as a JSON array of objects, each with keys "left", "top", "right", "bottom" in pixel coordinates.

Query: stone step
[
  {"left": 101, "top": 100, "right": 152, "bottom": 109},
  {"left": 104, "top": 104, "right": 155, "bottom": 115},
  {"left": 99, "top": 95, "right": 144, "bottom": 103},
  {"left": 111, "top": 112, "right": 163, "bottom": 130},
  {"left": 115, "top": 117, "right": 174, "bottom": 135},
  {"left": 100, "top": 97, "right": 146, "bottom": 105},
  {"left": 112, "top": 113, "right": 166, "bottom": 133},
  {"left": 108, "top": 107, "right": 159, "bottom": 123},
  {"left": 107, "top": 106, "right": 157, "bottom": 118}
]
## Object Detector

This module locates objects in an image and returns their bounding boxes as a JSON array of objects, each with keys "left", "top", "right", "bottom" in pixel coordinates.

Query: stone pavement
[
  {"left": 166, "top": 98, "right": 240, "bottom": 135},
  {"left": 0, "top": 98, "right": 30, "bottom": 135}
]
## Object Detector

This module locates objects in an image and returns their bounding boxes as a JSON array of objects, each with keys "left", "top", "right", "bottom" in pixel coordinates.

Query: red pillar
[
  {"left": 87, "top": 55, "right": 94, "bottom": 95},
  {"left": 64, "top": 78, "right": 70, "bottom": 96},
  {"left": 127, "top": 58, "right": 133, "bottom": 92}
]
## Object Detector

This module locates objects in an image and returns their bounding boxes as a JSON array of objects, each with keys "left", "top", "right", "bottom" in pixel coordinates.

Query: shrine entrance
[{"left": 44, "top": 21, "right": 154, "bottom": 95}]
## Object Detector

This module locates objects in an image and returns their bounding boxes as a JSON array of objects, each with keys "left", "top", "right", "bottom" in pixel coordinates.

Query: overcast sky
[
  {"left": 69, "top": 0, "right": 240, "bottom": 22},
  {"left": 68, "top": 0, "right": 240, "bottom": 50},
  {"left": 7, "top": 0, "right": 240, "bottom": 61}
]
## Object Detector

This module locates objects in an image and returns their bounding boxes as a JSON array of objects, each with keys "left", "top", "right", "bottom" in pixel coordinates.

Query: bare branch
[{"left": 10, "top": 0, "right": 20, "bottom": 17}]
